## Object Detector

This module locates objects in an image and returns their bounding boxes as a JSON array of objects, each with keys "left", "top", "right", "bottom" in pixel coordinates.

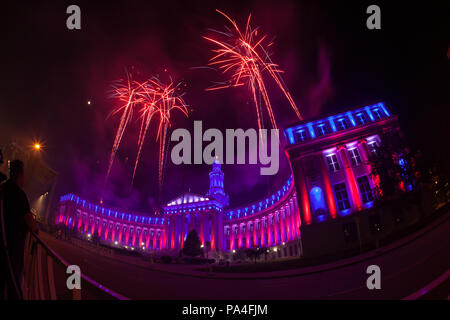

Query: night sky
[{"left": 0, "top": 0, "right": 448, "bottom": 213}]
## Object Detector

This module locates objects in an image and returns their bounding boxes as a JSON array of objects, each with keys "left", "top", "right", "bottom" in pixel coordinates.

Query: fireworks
[
  {"left": 106, "top": 71, "right": 189, "bottom": 190},
  {"left": 148, "top": 77, "right": 189, "bottom": 188},
  {"left": 204, "top": 9, "right": 303, "bottom": 131}
]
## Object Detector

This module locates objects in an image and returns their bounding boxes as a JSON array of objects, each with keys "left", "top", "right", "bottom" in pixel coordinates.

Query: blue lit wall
[{"left": 284, "top": 102, "right": 390, "bottom": 145}]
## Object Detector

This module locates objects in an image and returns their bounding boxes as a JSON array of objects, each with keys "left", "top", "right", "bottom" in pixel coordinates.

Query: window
[
  {"left": 225, "top": 228, "right": 230, "bottom": 236},
  {"left": 333, "top": 183, "right": 351, "bottom": 211},
  {"left": 372, "top": 108, "right": 383, "bottom": 120},
  {"left": 242, "top": 238, "right": 246, "bottom": 249},
  {"left": 336, "top": 118, "right": 349, "bottom": 130},
  {"left": 234, "top": 238, "right": 238, "bottom": 249},
  {"left": 226, "top": 239, "right": 230, "bottom": 250},
  {"left": 348, "top": 148, "right": 362, "bottom": 166},
  {"left": 326, "top": 154, "right": 340, "bottom": 172},
  {"left": 368, "top": 141, "right": 378, "bottom": 155},
  {"left": 315, "top": 123, "right": 328, "bottom": 136},
  {"left": 355, "top": 112, "right": 367, "bottom": 124},
  {"left": 296, "top": 129, "right": 307, "bottom": 142},
  {"left": 357, "top": 176, "right": 373, "bottom": 203}
]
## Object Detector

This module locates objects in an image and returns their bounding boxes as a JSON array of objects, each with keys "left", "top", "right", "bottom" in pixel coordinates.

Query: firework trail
[
  {"left": 107, "top": 72, "right": 189, "bottom": 190},
  {"left": 106, "top": 72, "right": 146, "bottom": 181},
  {"left": 132, "top": 84, "right": 159, "bottom": 182},
  {"left": 149, "top": 78, "right": 189, "bottom": 189},
  {"left": 204, "top": 9, "right": 303, "bottom": 131}
]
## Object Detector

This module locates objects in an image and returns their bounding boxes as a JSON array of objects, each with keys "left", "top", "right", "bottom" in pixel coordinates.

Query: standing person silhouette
[{"left": 0, "top": 160, "right": 37, "bottom": 299}]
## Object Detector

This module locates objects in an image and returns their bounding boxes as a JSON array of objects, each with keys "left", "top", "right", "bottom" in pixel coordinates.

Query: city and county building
[{"left": 56, "top": 101, "right": 418, "bottom": 260}]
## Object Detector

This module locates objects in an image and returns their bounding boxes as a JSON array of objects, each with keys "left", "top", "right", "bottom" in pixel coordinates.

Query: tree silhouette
[
  {"left": 245, "top": 248, "right": 263, "bottom": 264},
  {"left": 182, "top": 229, "right": 202, "bottom": 257}
]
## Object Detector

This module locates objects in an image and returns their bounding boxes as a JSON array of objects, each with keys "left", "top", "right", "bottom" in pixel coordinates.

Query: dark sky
[{"left": 0, "top": 0, "right": 448, "bottom": 213}]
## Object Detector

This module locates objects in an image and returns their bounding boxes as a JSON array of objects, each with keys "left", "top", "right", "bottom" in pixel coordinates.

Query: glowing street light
[{"left": 34, "top": 143, "right": 41, "bottom": 150}]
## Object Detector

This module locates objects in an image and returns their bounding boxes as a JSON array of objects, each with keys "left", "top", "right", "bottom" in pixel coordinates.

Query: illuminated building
[
  {"left": 284, "top": 101, "right": 397, "bottom": 224},
  {"left": 57, "top": 101, "right": 413, "bottom": 259},
  {"left": 284, "top": 101, "right": 414, "bottom": 257}
]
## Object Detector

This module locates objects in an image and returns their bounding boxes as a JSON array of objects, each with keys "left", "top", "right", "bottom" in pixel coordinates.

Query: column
[
  {"left": 98, "top": 221, "right": 103, "bottom": 238},
  {"left": 180, "top": 213, "right": 185, "bottom": 248},
  {"left": 118, "top": 226, "right": 123, "bottom": 243},
  {"left": 103, "top": 223, "right": 108, "bottom": 240},
  {"left": 279, "top": 211, "right": 285, "bottom": 243},
  {"left": 319, "top": 154, "right": 338, "bottom": 219},
  {"left": 163, "top": 230, "right": 167, "bottom": 249},
  {"left": 200, "top": 214, "right": 205, "bottom": 246},
  {"left": 139, "top": 229, "right": 143, "bottom": 247},
  {"left": 294, "top": 163, "right": 312, "bottom": 225},
  {"left": 170, "top": 218, "right": 174, "bottom": 249},
  {"left": 230, "top": 225, "right": 235, "bottom": 251},
  {"left": 274, "top": 212, "right": 280, "bottom": 245},
  {"left": 284, "top": 208, "right": 290, "bottom": 241},
  {"left": 246, "top": 222, "right": 251, "bottom": 248},
  {"left": 125, "top": 227, "right": 130, "bottom": 245},
  {"left": 210, "top": 214, "right": 215, "bottom": 250},
  {"left": 237, "top": 224, "right": 242, "bottom": 248},
  {"left": 267, "top": 216, "right": 272, "bottom": 246},
  {"left": 338, "top": 145, "right": 363, "bottom": 211},
  {"left": 292, "top": 198, "right": 301, "bottom": 233},
  {"left": 132, "top": 228, "right": 136, "bottom": 246},
  {"left": 253, "top": 220, "right": 257, "bottom": 247},
  {"left": 152, "top": 229, "right": 157, "bottom": 250},
  {"left": 145, "top": 229, "right": 150, "bottom": 248},
  {"left": 289, "top": 203, "right": 296, "bottom": 239},
  {"left": 77, "top": 214, "right": 82, "bottom": 230},
  {"left": 359, "top": 139, "right": 371, "bottom": 163},
  {"left": 260, "top": 219, "right": 265, "bottom": 247},
  {"left": 217, "top": 211, "right": 224, "bottom": 251}
]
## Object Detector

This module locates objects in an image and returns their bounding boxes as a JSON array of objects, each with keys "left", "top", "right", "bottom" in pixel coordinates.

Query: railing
[{"left": 23, "top": 231, "right": 129, "bottom": 300}]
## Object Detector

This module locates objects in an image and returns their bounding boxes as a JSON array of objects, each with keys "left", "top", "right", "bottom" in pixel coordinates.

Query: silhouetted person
[{"left": 0, "top": 160, "right": 37, "bottom": 299}]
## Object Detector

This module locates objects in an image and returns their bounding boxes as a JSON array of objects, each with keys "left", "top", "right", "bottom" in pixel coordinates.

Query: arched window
[{"left": 310, "top": 187, "right": 327, "bottom": 221}]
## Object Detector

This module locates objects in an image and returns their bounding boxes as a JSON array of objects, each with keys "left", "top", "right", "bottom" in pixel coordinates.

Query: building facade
[{"left": 56, "top": 101, "right": 412, "bottom": 259}]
